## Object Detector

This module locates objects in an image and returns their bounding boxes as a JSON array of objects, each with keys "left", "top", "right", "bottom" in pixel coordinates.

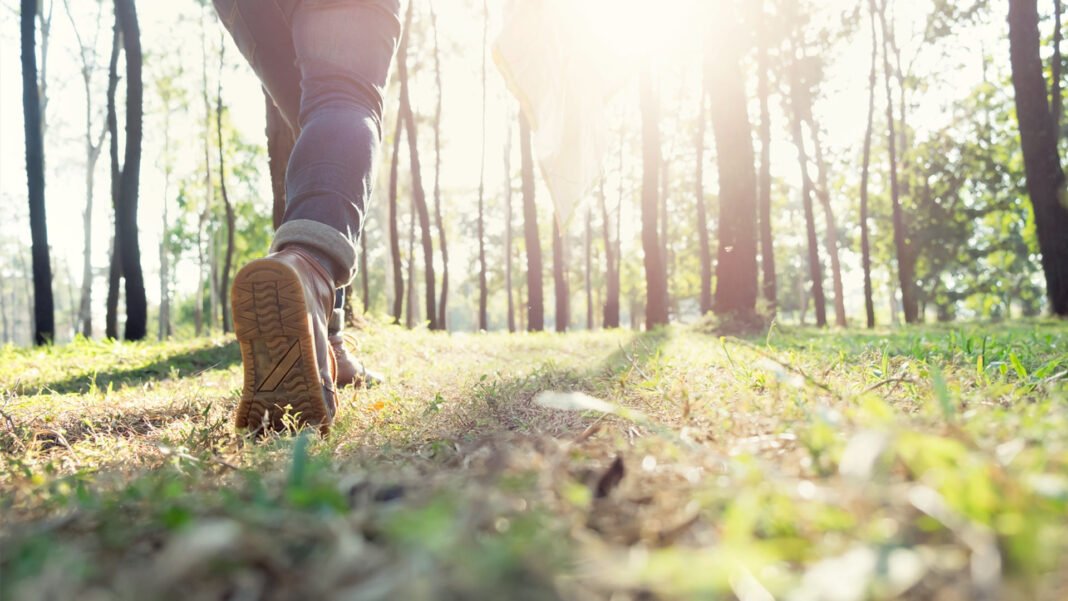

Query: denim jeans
[{"left": 213, "top": 0, "right": 402, "bottom": 286}]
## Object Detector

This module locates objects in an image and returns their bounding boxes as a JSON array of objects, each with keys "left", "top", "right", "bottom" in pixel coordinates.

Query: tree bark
[
  {"left": 216, "top": 36, "right": 235, "bottom": 333},
  {"left": 600, "top": 175, "right": 620, "bottom": 329},
  {"left": 65, "top": 0, "right": 106, "bottom": 339},
  {"left": 504, "top": 115, "right": 516, "bottom": 333},
  {"left": 429, "top": 0, "right": 449, "bottom": 328},
  {"left": 708, "top": 14, "right": 759, "bottom": 319},
  {"left": 21, "top": 0, "right": 54, "bottom": 345},
  {"left": 265, "top": 93, "right": 293, "bottom": 230},
  {"left": 861, "top": 0, "right": 879, "bottom": 329},
  {"left": 695, "top": 77, "right": 712, "bottom": 315},
  {"left": 520, "top": 113, "right": 544, "bottom": 332},
  {"left": 388, "top": 105, "right": 404, "bottom": 324},
  {"left": 196, "top": 7, "right": 214, "bottom": 336},
  {"left": 397, "top": 0, "right": 437, "bottom": 330},
  {"left": 787, "top": 45, "right": 827, "bottom": 328},
  {"left": 585, "top": 207, "right": 593, "bottom": 330},
  {"left": 877, "top": 0, "right": 919, "bottom": 323},
  {"left": 158, "top": 81, "right": 175, "bottom": 341},
  {"left": 639, "top": 67, "right": 669, "bottom": 328},
  {"left": 757, "top": 0, "right": 777, "bottom": 312},
  {"left": 811, "top": 124, "right": 847, "bottom": 327},
  {"left": 115, "top": 0, "right": 146, "bottom": 341},
  {"left": 552, "top": 218, "right": 569, "bottom": 332},
  {"left": 1053, "top": 0, "right": 1063, "bottom": 131},
  {"left": 476, "top": 0, "right": 488, "bottom": 331},
  {"left": 104, "top": 12, "right": 121, "bottom": 340},
  {"left": 1008, "top": 0, "right": 1068, "bottom": 315}
]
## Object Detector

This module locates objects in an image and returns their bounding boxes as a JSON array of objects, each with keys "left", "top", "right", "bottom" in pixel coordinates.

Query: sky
[{"left": 0, "top": 0, "right": 1015, "bottom": 335}]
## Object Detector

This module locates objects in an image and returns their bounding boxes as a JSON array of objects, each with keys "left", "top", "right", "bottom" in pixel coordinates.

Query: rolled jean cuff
[{"left": 271, "top": 219, "right": 357, "bottom": 286}]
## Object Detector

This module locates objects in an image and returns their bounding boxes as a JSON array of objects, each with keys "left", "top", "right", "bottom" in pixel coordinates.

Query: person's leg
[
  {"left": 269, "top": 0, "right": 402, "bottom": 283},
  {"left": 226, "top": 0, "right": 401, "bottom": 434}
]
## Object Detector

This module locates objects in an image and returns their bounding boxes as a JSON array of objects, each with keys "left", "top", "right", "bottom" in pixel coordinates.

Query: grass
[{"left": 1, "top": 319, "right": 1066, "bottom": 600}]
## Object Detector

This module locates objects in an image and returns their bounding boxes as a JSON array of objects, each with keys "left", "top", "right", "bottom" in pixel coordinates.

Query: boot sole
[{"left": 231, "top": 259, "right": 329, "bottom": 435}]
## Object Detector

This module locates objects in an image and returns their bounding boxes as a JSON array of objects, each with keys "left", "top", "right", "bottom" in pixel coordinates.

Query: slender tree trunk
[
  {"left": 196, "top": 8, "right": 214, "bottom": 336},
  {"left": 708, "top": 15, "right": 759, "bottom": 319},
  {"left": 520, "top": 113, "right": 544, "bottom": 332},
  {"left": 585, "top": 207, "right": 593, "bottom": 329},
  {"left": 1008, "top": 0, "right": 1068, "bottom": 315},
  {"left": 115, "top": 0, "right": 146, "bottom": 341},
  {"left": 600, "top": 175, "right": 620, "bottom": 328},
  {"left": 21, "top": 0, "right": 54, "bottom": 345},
  {"left": 388, "top": 108, "right": 404, "bottom": 324},
  {"left": 406, "top": 193, "right": 417, "bottom": 328},
  {"left": 787, "top": 48, "right": 827, "bottom": 327},
  {"left": 397, "top": 0, "right": 437, "bottom": 330},
  {"left": 695, "top": 79, "right": 712, "bottom": 315},
  {"left": 428, "top": 0, "right": 449, "bottom": 328},
  {"left": 757, "top": 0, "right": 776, "bottom": 312},
  {"left": 216, "top": 36, "right": 235, "bottom": 333},
  {"left": 877, "top": 0, "right": 918, "bottom": 323},
  {"left": 504, "top": 115, "right": 516, "bottom": 333},
  {"left": 159, "top": 90, "right": 174, "bottom": 341},
  {"left": 66, "top": 0, "right": 106, "bottom": 339},
  {"left": 104, "top": 14, "right": 121, "bottom": 340},
  {"left": 1053, "top": 0, "right": 1063, "bottom": 131},
  {"left": 811, "top": 125, "right": 847, "bottom": 327},
  {"left": 861, "top": 0, "right": 878, "bottom": 329},
  {"left": 639, "top": 67, "right": 669, "bottom": 328},
  {"left": 360, "top": 231, "right": 370, "bottom": 312},
  {"left": 264, "top": 93, "right": 293, "bottom": 230},
  {"left": 552, "top": 218, "right": 569, "bottom": 332},
  {"left": 476, "top": 0, "right": 488, "bottom": 330}
]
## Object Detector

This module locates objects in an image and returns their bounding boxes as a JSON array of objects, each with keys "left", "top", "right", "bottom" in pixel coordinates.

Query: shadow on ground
[{"left": 19, "top": 342, "right": 241, "bottom": 396}]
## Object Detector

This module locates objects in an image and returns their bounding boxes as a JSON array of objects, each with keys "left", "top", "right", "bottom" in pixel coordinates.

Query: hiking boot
[
  {"left": 231, "top": 246, "right": 338, "bottom": 435},
  {"left": 330, "top": 333, "right": 383, "bottom": 389}
]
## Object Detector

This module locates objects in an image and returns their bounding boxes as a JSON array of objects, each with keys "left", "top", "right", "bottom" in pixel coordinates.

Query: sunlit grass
[{"left": 1, "top": 320, "right": 1066, "bottom": 599}]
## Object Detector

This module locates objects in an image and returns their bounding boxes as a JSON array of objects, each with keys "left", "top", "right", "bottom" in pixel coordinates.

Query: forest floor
[{"left": 1, "top": 319, "right": 1067, "bottom": 600}]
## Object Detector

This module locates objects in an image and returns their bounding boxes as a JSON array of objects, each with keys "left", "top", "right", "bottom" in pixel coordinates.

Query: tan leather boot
[
  {"left": 329, "top": 333, "right": 383, "bottom": 389},
  {"left": 231, "top": 247, "right": 338, "bottom": 435}
]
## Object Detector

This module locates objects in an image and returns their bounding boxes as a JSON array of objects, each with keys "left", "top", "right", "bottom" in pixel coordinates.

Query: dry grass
[{"left": 1, "top": 319, "right": 1066, "bottom": 600}]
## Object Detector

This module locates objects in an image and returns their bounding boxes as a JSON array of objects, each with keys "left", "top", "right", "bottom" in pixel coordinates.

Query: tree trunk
[
  {"left": 787, "top": 47, "right": 827, "bottom": 328},
  {"left": 66, "top": 0, "right": 107, "bottom": 339},
  {"left": 104, "top": 13, "right": 121, "bottom": 341},
  {"left": 159, "top": 84, "right": 174, "bottom": 341},
  {"left": 115, "top": 0, "right": 146, "bottom": 341},
  {"left": 217, "top": 36, "right": 236, "bottom": 333},
  {"left": 600, "top": 175, "right": 620, "bottom": 328},
  {"left": 695, "top": 77, "right": 712, "bottom": 315},
  {"left": 360, "top": 231, "right": 370, "bottom": 312},
  {"left": 811, "top": 124, "right": 847, "bottom": 327},
  {"left": 757, "top": 0, "right": 777, "bottom": 312},
  {"left": 21, "top": 0, "right": 54, "bottom": 345},
  {"left": 519, "top": 113, "right": 544, "bottom": 332},
  {"left": 1053, "top": 0, "right": 1063, "bottom": 131},
  {"left": 552, "top": 218, "right": 569, "bottom": 332},
  {"left": 264, "top": 93, "right": 293, "bottom": 230},
  {"left": 476, "top": 0, "right": 488, "bottom": 331},
  {"left": 388, "top": 107, "right": 404, "bottom": 325},
  {"left": 504, "top": 115, "right": 516, "bottom": 333},
  {"left": 397, "top": 0, "right": 437, "bottom": 330},
  {"left": 639, "top": 67, "right": 669, "bottom": 328},
  {"left": 406, "top": 192, "right": 417, "bottom": 328},
  {"left": 708, "top": 15, "right": 759, "bottom": 319},
  {"left": 585, "top": 207, "right": 593, "bottom": 330},
  {"left": 1008, "top": 0, "right": 1068, "bottom": 315},
  {"left": 196, "top": 7, "right": 214, "bottom": 336},
  {"left": 429, "top": 0, "right": 449, "bottom": 328},
  {"left": 861, "top": 0, "right": 878, "bottom": 329},
  {"left": 877, "top": 0, "right": 918, "bottom": 323}
]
